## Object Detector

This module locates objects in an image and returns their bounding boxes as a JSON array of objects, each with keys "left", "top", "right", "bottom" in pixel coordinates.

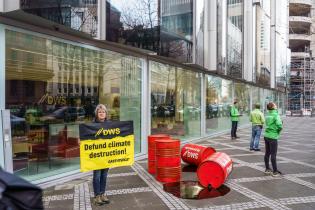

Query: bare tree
[
  {"left": 21, "top": 0, "right": 98, "bottom": 37},
  {"left": 120, "top": 0, "right": 158, "bottom": 30}
]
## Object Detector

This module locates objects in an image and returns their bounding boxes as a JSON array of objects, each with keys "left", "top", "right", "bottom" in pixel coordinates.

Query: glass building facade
[
  {"left": 5, "top": 29, "right": 142, "bottom": 181},
  {"left": 21, "top": 0, "right": 98, "bottom": 37},
  {"left": 0, "top": 0, "right": 289, "bottom": 183}
]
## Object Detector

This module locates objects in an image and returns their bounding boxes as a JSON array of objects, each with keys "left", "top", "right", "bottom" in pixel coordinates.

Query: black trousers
[
  {"left": 264, "top": 137, "right": 278, "bottom": 172},
  {"left": 231, "top": 121, "right": 238, "bottom": 138}
]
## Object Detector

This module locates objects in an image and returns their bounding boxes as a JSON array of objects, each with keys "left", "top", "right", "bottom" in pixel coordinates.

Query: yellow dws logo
[{"left": 95, "top": 128, "right": 121, "bottom": 137}]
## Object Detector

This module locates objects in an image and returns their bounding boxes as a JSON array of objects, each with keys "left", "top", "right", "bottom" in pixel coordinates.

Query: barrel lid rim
[{"left": 155, "top": 139, "right": 180, "bottom": 143}]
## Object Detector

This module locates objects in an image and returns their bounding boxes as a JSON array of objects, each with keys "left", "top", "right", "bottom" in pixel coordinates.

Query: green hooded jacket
[
  {"left": 230, "top": 105, "right": 239, "bottom": 122},
  {"left": 264, "top": 109, "right": 283, "bottom": 140}
]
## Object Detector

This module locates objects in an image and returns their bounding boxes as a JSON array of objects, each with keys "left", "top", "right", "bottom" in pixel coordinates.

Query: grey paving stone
[
  {"left": 217, "top": 148, "right": 253, "bottom": 155},
  {"left": 240, "top": 179, "right": 315, "bottom": 199},
  {"left": 44, "top": 189, "right": 74, "bottom": 196},
  {"left": 109, "top": 166, "right": 134, "bottom": 174},
  {"left": 300, "top": 177, "right": 315, "bottom": 184},
  {"left": 233, "top": 155, "right": 265, "bottom": 164},
  {"left": 228, "top": 166, "right": 265, "bottom": 179},
  {"left": 288, "top": 203, "right": 315, "bottom": 210},
  {"left": 92, "top": 191, "right": 169, "bottom": 210},
  {"left": 202, "top": 143, "right": 230, "bottom": 149},
  {"left": 278, "top": 152, "right": 315, "bottom": 161},
  {"left": 277, "top": 163, "right": 315, "bottom": 174},
  {"left": 106, "top": 175, "right": 148, "bottom": 190},
  {"left": 45, "top": 199, "right": 74, "bottom": 210},
  {"left": 282, "top": 145, "right": 314, "bottom": 151}
]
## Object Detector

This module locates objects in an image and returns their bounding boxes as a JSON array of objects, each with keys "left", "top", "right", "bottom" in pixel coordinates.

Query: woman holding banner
[{"left": 92, "top": 104, "right": 110, "bottom": 205}]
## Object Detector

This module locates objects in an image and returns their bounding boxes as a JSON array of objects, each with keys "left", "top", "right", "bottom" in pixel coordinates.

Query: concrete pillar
[
  {"left": 97, "top": 0, "right": 106, "bottom": 40},
  {"left": 0, "top": 0, "right": 19, "bottom": 12},
  {"left": 243, "top": 0, "right": 255, "bottom": 82},
  {"left": 270, "top": 0, "right": 276, "bottom": 88},
  {"left": 204, "top": 0, "right": 217, "bottom": 71}
]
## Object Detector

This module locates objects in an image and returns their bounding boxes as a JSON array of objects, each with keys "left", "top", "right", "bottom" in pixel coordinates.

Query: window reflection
[
  {"left": 255, "top": 5, "right": 271, "bottom": 86},
  {"left": 195, "top": 0, "right": 204, "bottom": 66},
  {"left": 21, "top": 0, "right": 98, "bottom": 37},
  {"left": 106, "top": 0, "right": 193, "bottom": 63},
  {"left": 217, "top": 0, "right": 226, "bottom": 74},
  {"left": 234, "top": 83, "right": 250, "bottom": 125},
  {"left": 6, "top": 30, "right": 142, "bottom": 179},
  {"left": 206, "top": 76, "right": 233, "bottom": 133},
  {"left": 150, "top": 61, "right": 201, "bottom": 139},
  {"left": 227, "top": 0, "right": 243, "bottom": 78}
]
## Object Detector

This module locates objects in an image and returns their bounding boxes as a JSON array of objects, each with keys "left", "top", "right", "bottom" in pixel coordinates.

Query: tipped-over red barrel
[
  {"left": 147, "top": 134, "right": 170, "bottom": 174},
  {"left": 155, "top": 139, "right": 181, "bottom": 183},
  {"left": 181, "top": 143, "right": 216, "bottom": 166},
  {"left": 197, "top": 152, "right": 233, "bottom": 189}
]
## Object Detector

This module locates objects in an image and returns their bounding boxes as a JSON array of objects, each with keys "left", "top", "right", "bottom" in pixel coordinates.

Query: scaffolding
[
  {"left": 289, "top": 54, "right": 315, "bottom": 111},
  {"left": 288, "top": 0, "right": 315, "bottom": 113}
]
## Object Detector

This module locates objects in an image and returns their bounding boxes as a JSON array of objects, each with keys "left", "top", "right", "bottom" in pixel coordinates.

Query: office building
[{"left": 0, "top": 0, "right": 289, "bottom": 184}]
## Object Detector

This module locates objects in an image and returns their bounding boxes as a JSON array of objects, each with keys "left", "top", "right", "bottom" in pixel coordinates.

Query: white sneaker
[
  {"left": 272, "top": 171, "right": 283, "bottom": 177},
  {"left": 264, "top": 169, "right": 273, "bottom": 175}
]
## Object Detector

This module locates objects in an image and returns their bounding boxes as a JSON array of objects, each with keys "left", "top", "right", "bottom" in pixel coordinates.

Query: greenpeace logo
[{"left": 95, "top": 128, "right": 121, "bottom": 137}]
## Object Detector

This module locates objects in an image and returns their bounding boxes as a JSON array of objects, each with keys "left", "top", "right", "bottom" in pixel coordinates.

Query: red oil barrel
[
  {"left": 155, "top": 139, "right": 181, "bottom": 183},
  {"left": 148, "top": 134, "right": 170, "bottom": 174},
  {"left": 197, "top": 152, "right": 233, "bottom": 189},
  {"left": 181, "top": 143, "right": 216, "bottom": 166}
]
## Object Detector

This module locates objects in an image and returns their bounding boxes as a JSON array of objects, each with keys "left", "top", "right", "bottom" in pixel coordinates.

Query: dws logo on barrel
[{"left": 182, "top": 146, "right": 200, "bottom": 160}]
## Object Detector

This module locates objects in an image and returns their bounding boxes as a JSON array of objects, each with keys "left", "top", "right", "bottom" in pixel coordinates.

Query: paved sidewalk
[{"left": 43, "top": 117, "right": 315, "bottom": 210}]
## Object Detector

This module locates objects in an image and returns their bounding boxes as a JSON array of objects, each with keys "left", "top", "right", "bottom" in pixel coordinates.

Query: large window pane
[
  {"left": 252, "top": 86, "right": 261, "bottom": 109},
  {"left": 195, "top": 0, "right": 204, "bottom": 66},
  {"left": 21, "top": 0, "right": 98, "bottom": 37},
  {"left": 278, "top": 93, "right": 286, "bottom": 115},
  {"left": 227, "top": 0, "right": 243, "bottom": 78},
  {"left": 6, "top": 30, "right": 142, "bottom": 181},
  {"left": 150, "top": 61, "right": 201, "bottom": 139},
  {"left": 234, "top": 82, "right": 250, "bottom": 125},
  {"left": 206, "top": 75, "right": 233, "bottom": 133},
  {"left": 106, "top": 0, "right": 193, "bottom": 63},
  {"left": 255, "top": 6, "right": 270, "bottom": 86},
  {"left": 217, "top": 0, "right": 227, "bottom": 74}
]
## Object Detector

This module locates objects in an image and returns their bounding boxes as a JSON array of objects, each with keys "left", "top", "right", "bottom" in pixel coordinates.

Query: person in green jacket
[
  {"left": 230, "top": 101, "right": 241, "bottom": 139},
  {"left": 249, "top": 103, "right": 265, "bottom": 151},
  {"left": 264, "top": 102, "right": 283, "bottom": 177}
]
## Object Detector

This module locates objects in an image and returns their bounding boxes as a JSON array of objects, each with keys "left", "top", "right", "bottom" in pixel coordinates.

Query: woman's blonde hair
[{"left": 94, "top": 104, "right": 108, "bottom": 117}]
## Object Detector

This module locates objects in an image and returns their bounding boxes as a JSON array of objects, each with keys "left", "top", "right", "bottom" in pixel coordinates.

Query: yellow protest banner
[{"left": 79, "top": 121, "right": 134, "bottom": 172}]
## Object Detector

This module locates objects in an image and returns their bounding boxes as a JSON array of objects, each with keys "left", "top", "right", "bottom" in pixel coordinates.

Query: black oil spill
[
  {"left": 181, "top": 165, "right": 198, "bottom": 172},
  {"left": 163, "top": 181, "right": 230, "bottom": 199}
]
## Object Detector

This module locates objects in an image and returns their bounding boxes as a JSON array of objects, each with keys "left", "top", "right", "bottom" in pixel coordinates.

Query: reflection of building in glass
[
  {"left": 106, "top": 0, "right": 160, "bottom": 52},
  {"left": 160, "top": 0, "right": 193, "bottom": 63},
  {"left": 255, "top": 4, "right": 271, "bottom": 86},
  {"left": 106, "top": 0, "right": 193, "bottom": 63},
  {"left": 6, "top": 31, "right": 50, "bottom": 107},
  {"left": 21, "top": 0, "right": 98, "bottom": 37},
  {"left": 227, "top": 0, "right": 243, "bottom": 78}
]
